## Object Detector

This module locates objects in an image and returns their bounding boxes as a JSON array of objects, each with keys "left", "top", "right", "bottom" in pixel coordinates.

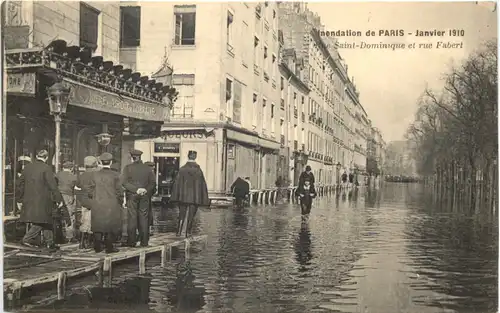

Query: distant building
[{"left": 119, "top": 2, "right": 283, "bottom": 192}]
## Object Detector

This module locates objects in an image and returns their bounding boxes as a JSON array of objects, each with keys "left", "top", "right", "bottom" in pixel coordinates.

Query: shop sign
[
  {"left": 64, "top": 79, "right": 168, "bottom": 122},
  {"left": 162, "top": 130, "right": 214, "bottom": 139},
  {"left": 154, "top": 143, "right": 180, "bottom": 153},
  {"left": 6, "top": 72, "right": 36, "bottom": 95}
]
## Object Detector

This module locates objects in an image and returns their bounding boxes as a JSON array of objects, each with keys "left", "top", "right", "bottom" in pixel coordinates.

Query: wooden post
[
  {"left": 168, "top": 244, "right": 173, "bottom": 261},
  {"left": 139, "top": 251, "right": 146, "bottom": 274},
  {"left": 185, "top": 239, "right": 191, "bottom": 259},
  {"left": 97, "top": 262, "right": 104, "bottom": 287},
  {"left": 104, "top": 258, "right": 112, "bottom": 287},
  {"left": 160, "top": 245, "right": 167, "bottom": 268},
  {"left": 57, "top": 271, "right": 67, "bottom": 300}
]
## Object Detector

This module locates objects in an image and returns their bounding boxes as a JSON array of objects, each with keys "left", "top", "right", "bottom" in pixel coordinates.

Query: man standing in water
[{"left": 170, "top": 150, "right": 210, "bottom": 237}]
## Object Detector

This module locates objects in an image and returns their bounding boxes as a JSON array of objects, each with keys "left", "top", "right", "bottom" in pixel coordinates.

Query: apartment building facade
[
  {"left": 119, "top": 2, "right": 283, "bottom": 193},
  {"left": 279, "top": 48, "right": 310, "bottom": 186}
]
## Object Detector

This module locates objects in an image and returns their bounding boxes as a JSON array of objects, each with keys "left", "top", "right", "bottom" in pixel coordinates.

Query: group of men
[{"left": 15, "top": 147, "right": 211, "bottom": 254}]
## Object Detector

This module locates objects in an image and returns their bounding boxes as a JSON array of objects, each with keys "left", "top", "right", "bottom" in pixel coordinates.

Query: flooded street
[{"left": 23, "top": 183, "right": 498, "bottom": 313}]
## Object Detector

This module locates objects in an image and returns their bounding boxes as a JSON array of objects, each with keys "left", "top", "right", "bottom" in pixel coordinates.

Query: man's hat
[
  {"left": 130, "top": 149, "right": 143, "bottom": 156},
  {"left": 99, "top": 152, "right": 113, "bottom": 162},
  {"left": 305, "top": 165, "right": 312, "bottom": 171},
  {"left": 144, "top": 161, "right": 155, "bottom": 167},
  {"left": 18, "top": 156, "right": 32, "bottom": 162},
  {"left": 36, "top": 149, "right": 49, "bottom": 158},
  {"left": 188, "top": 150, "right": 197, "bottom": 158},
  {"left": 84, "top": 156, "right": 98, "bottom": 167},
  {"left": 62, "top": 161, "right": 74, "bottom": 168}
]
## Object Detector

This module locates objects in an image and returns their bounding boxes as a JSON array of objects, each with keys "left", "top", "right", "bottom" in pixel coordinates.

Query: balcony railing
[
  {"left": 294, "top": 107, "right": 298, "bottom": 118},
  {"left": 280, "top": 134, "right": 285, "bottom": 145},
  {"left": 280, "top": 99, "right": 285, "bottom": 109},
  {"left": 301, "top": 112, "right": 305, "bottom": 122},
  {"left": 294, "top": 140, "right": 298, "bottom": 151}
]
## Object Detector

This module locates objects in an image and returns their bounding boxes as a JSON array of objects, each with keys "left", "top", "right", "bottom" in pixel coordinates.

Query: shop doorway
[{"left": 153, "top": 156, "right": 180, "bottom": 197}]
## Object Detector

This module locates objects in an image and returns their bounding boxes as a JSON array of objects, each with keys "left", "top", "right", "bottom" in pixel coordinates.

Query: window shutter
[{"left": 233, "top": 82, "right": 242, "bottom": 123}]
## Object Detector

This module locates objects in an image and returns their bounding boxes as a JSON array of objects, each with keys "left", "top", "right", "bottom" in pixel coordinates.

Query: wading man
[
  {"left": 122, "top": 149, "right": 155, "bottom": 247},
  {"left": 170, "top": 150, "right": 210, "bottom": 237}
]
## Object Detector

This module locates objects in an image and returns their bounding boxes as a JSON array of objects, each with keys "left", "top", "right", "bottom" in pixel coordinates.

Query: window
[
  {"left": 273, "top": 9, "right": 276, "bottom": 19},
  {"left": 263, "top": 46, "right": 268, "bottom": 70},
  {"left": 227, "top": 11, "right": 234, "bottom": 48},
  {"left": 80, "top": 3, "right": 100, "bottom": 51},
  {"left": 252, "top": 93, "right": 258, "bottom": 126},
  {"left": 254, "top": 36, "right": 260, "bottom": 67},
  {"left": 262, "top": 98, "right": 267, "bottom": 129},
  {"left": 271, "top": 103, "right": 275, "bottom": 133},
  {"left": 242, "top": 22, "right": 249, "bottom": 66},
  {"left": 174, "top": 5, "right": 196, "bottom": 46},
  {"left": 226, "top": 77, "right": 233, "bottom": 119},
  {"left": 280, "top": 77, "right": 284, "bottom": 90},
  {"left": 271, "top": 54, "right": 276, "bottom": 79},
  {"left": 120, "top": 6, "right": 140, "bottom": 47},
  {"left": 172, "top": 74, "right": 195, "bottom": 118}
]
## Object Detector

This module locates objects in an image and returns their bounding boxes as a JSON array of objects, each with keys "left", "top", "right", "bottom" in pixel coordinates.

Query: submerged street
[{"left": 20, "top": 183, "right": 498, "bottom": 313}]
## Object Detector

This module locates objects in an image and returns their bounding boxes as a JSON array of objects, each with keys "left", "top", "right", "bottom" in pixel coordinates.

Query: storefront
[
  {"left": 134, "top": 124, "right": 281, "bottom": 194},
  {"left": 4, "top": 40, "right": 170, "bottom": 215}
]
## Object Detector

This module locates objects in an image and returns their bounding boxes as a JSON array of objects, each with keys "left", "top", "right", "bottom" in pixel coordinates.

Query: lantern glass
[{"left": 47, "top": 82, "right": 71, "bottom": 115}]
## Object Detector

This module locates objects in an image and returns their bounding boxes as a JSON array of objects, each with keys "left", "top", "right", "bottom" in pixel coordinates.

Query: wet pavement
[{"left": 11, "top": 183, "right": 498, "bottom": 313}]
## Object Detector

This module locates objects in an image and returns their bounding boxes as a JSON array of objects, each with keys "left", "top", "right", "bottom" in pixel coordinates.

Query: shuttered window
[{"left": 80, "top": 3, "right": 100, "bottom": 51}]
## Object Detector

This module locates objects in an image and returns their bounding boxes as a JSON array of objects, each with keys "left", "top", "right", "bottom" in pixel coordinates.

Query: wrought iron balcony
[
  {"left": 294, "top": 140, "right": 298, "bottom": 150},
  {"left": 280, "top": 99, "right": 285, "bottom": 109},
  {"left": 280, "top": 134, "right": 285, "bottom": 145},
  {"left": 294, "top": 107, "right": 298, "bottom": 118},
  {"left": 301, "top": 112, "right": 305, "bottom": 122}
]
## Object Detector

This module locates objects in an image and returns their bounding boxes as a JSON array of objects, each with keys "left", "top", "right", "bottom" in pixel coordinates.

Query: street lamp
[
  {"left": 96, "top": 132, "right": 114, "bottom": 147},
  {"left": 47, "top": 81, "right": 71, "bottom": 173},
  {"left": 336, "top": 162, "right": 342, "bottom": 187}
]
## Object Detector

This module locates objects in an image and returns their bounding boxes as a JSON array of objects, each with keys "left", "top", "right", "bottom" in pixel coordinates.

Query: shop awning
[
  {"left": 226, "top": 129, "right": 280, "bottom": 151},
  {"left": 5, "top": 40, "right": 172, "bottom": 122}
]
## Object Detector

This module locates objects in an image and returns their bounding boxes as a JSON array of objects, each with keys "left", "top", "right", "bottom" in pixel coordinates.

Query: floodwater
[{"left": 11, "top": 183, "right": 499, "bottom": 313}]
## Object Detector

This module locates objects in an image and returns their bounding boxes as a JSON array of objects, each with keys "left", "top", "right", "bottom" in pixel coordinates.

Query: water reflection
[
  {"left": 294, "top": 221, "right": 313, "bottom": 272},
  {"left": 16, "top": 183, "right": 498, "bottom": 313},
  {"left": 165, "top": 261, "right": 206, "bottom": 312}
]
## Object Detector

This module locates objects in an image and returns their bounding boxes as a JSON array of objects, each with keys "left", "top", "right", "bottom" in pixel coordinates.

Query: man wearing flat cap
[
  {"left": 56, "top": 161, "right": 77, "bottom": 243},
  {"left": 170, "top": 150, "right": 210, "bottom": 237},
  {"left": 18, "top": 149, "right": 66, "bottom": 251},
  {"left": 122, "top": 149, "right": 156, "bottom": 247},
  {"left": 84, "top": 152, "right": 122, "bottom": 253}
]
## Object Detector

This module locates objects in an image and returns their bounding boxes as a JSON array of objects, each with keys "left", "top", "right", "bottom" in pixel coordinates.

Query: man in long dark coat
[
  {"left": 83, "top": 152, "right": 122, "bottom": 253},
  {"left": 298, "top": 166, "right": 315, "bottom": 187},
  {"left": 18, "top": 149, "right": 65, "bottom": 250},
  {"left": 122, "top": 149, "right": 156, "bottom": 247},
  {"left": 170, "top": 150, "right": 210, "bottom": 237}
]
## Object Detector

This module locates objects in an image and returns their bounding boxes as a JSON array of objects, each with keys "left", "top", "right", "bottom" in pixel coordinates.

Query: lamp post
[
  {"left": 47, "top": 81, "right": 71, "bottom": 173},
  {"left": 336, "top": 162, "right": 342, "bottom": 187}
]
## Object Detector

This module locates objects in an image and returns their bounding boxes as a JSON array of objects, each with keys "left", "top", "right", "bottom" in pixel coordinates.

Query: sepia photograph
[{"left": 1, "top": 0, "right": 498, "bottom": 312}]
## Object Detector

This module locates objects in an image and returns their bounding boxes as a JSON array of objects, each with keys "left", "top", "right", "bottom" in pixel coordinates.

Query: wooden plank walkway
[{"left": 3, "top": 232, "right": 208, "bottom": 303}]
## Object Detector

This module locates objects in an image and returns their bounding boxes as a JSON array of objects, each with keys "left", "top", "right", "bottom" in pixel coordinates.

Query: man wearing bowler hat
[
  {"left": 84, "top": 152, "right": 122, "bottom": 253},
  {"left": 122, "top": 149, "right": 156, "bottom": 247},
  {"left": 170, "top": 150, "right": 210, "bottom": 237}
]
